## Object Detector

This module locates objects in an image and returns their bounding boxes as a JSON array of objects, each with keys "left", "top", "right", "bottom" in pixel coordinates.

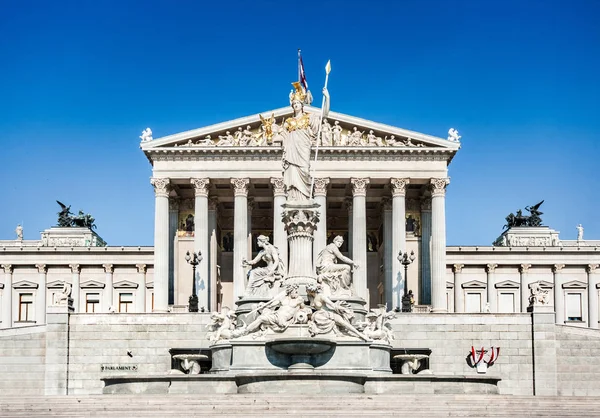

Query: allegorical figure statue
[
  {"left": 280, "top": 82, "right": 330, "bottom": 201},
  {"left": 316, "top": 235, "right": 358, "bottom": 297},
  {"left": 242, "top": 235, "right": 285, "bottom": 297},
  {"left": 15, "top": 224, "right": 23, "bottom": 240},
  {"left": 577, "top": 224, "right": 584, "bottom": 241}
]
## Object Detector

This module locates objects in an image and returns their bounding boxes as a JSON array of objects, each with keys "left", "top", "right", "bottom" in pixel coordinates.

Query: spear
[{"left": 309, "top": 60, "right": 331, "bottom": 200}]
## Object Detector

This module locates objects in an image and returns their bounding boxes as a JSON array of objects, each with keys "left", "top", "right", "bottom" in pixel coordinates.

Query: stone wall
[
  {"left": 67, "top": 313, "right": 211, "bottom": 395},
  {"left": 390, "top": 314, "right": 534, "bottom": 395},
  {"left": 0, "top": 324, "right": 46, "bottom": 396},
  {"left": 556, "top": 325, "right": 600, "bottom": 396}
]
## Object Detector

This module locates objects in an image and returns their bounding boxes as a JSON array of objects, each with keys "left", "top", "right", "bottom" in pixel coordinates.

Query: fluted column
[
  {"left": 420, "top": 198, "right": 432, "bottom": 305},
  {"left": 104, "top": 264, "right": 114, "bottom": 312},
  {"left": 35, "top": 264, "right": 47, "bottom": 324},
  {"left": 553, "top": 264, "right": 565, "bottom": 324},
  {"left": 453, "top": 264, "right": 464, "bottom": 313},
  {"left": 345, "top": 198, "right": 353, "bottom": 258},
  {"left": 247, "top": 198, "right": 255, "bottom": 261},
  {"left": 208, "top": 198, "right": 218, "bottom": 311},
  {"left": 430, "top": 178, "right": 450, "bottom": 312},
  {"left": 168, "top": 198, "right": 179, "bottom": 306},
  {"left": 70, "top": 264, "right": 80, "bottom": 312},
  {"left": 191, "top": 178, "right": 210, "bottom": 311},
  {"left": 391, "top": 178, "right": 409, "bottom": 310},
  {"left": 486, "top": 264, "right": 498, "bottom": 312},
  {"left": 231, "top": 178, "right": 250, "bottom": 300},
  {"left": 588, "top": 264, "right": 599, "bottom": 329},
  {"left": 1, "top": 265, "right": 12, "bottom": 328},
  {"left": 382, "top": 199, "right": 393, "bottom": 308},
  {"left": 151, "top": 177, "right": 170, "bottom": 312},
  {"left": 519, "top": 264, "right": 532, "bottom": 313},
  {"left": 271, "top": 178, "right": 288, "bottom": 273},
  {"left": 313, "top": 178, "right": 330, "bottom": 269},
  {"left": 136, "top": 264, "right": 147, "bottom": 312},
  {"left": 351, "top": 178, "right": 369, "bottom": 300}
]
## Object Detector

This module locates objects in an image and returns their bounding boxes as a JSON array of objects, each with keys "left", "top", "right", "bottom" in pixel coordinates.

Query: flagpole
[
  {"left": 310, "top": 60, "right": 331, "bottom": 200},
  {"left": 297, "top": 49, "right": 301, "bottom": 84}
]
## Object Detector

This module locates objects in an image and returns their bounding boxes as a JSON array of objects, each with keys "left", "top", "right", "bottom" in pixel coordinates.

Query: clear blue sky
[{"left": 1, "top": 0, "right": 598, "bottom": 246}]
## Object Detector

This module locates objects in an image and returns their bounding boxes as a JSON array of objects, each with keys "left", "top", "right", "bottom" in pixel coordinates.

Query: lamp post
[
  {"left": 185, "top": 250, "right": 202, "bottom": 313},
  {"left": 398, "top": 250, "right": 416, "bottom": 312}
]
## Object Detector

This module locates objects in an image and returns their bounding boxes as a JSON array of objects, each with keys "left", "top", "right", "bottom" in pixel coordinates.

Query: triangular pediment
[
  {"left": 12, "top": 280, "right": 39, "bottom": 289},
  {"left": 495, "top": 280, "right": 520, "bottom": 289},
  {"left": 562, "top": 280, "right": 587, "bottom": 289},
  {"left": 113, "top": 280, "right": 139, "bottom": 289},
  {"left": 529, "top": 280, "right": 554, "bottom": 289},
  {"left": 47, "top": 280, "right": 68, "bottom": 289},
  {"left": 145, "top": 280, "right": 154, "bottom": 289},
  {"left": 446, "top": 281, "right": 454, "bottom": 289},
  {"left": 80, "top": 280, "right": 106, "bottom": 289},
  {"left": 462, "top": 280, "right": 486, "bottom": 289},
  {"left": 141, "top": 106, "right": 460, "bottom": 157}
]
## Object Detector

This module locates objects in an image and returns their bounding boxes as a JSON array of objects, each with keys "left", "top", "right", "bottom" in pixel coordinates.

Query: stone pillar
[
  {"left": 486, "top": 264, "right": 498, "bottom": 312},
  {"left": 1, "top": 265, "right": 12, "bottom": 329},
  {"left": 453, "top": 264, "right": 464, "bottom": 313},
  {"left": 588, "top": 264, "right": 599, "bottom": 329},
  {"left": 271, "top": 178, "right": 288, "bottom": 273},
  {"left": 420, "top": 198, "right": 432, "bottom": 305},
  {"left": 136, "top": 264, "right": 147, "bottom": 312},
  {"left": 519, "top": 264, "right": 532, "bottom": 313},
  {"left": 382, "top": 199, "right": 393, "bottom": 309},
  {"left": 247, "top": 198, "right": 255, "bottom": 261},
  {"left": 69, "top": 264, "right": 80, "bottom": 312},
  {"left": 313, "top": 178, "right": 330, "bottom": 269},
  {"left": 208, "top": 198, "right": 218, "bottom": 311},
  {"left": 530, "top": 306, "right": 558, "bottom": 396},
  {"left": 151, "top": 177, "right": 170, "bottom": 312},
  {"left": 391, "top": 178, "right": 409, "bottom": 310},
  {"left": 345, "top": 198, "right": 353, "bottom": 258},
  {"left": 231, "top": 178, "right": 250, "bottom": 300},
  {"left": 35, "top": 264, "right": 47, "bottom": 324},
  {"left": 45, "top": 304, "right": 72, "bottom": 395},
  {"left": 282, "top": 202, "right": 320, "bottom": 284},
  {"left": 351, "top": 178, "right": 369, "bottom": 300},
  {"left": 103, "top": 264, "right": 114, "bottom": 312},
  {"left": 191, "top": 178, "right": 210, "bottom": 311},
  {"left": 553, "top": 264, "right": 565, "bottom": 324},
  {"left": 430, "top": 178, "right": 450, "bottom": 312},
  {"left": 168, "top": 198, "right": 179, "bottom": 306}
]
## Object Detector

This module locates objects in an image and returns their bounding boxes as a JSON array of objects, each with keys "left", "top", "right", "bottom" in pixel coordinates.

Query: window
[
  {"left": 465, "top": 292, "right": 482, "bottom": 313},
  {"left": 86, "top": 293, "right": 100, "bottom": 313},
  {"left": 119, "top": 293, "right": 133, "bottom": 313},
  {"left": 566, "top": 293, "right": 583, "bottom": 321},
  {"left": 19, "top": 293, "right": 34, "bottom": 321},
  {"left": 498, "top": 292, "right": 516, "bottom": 313}
]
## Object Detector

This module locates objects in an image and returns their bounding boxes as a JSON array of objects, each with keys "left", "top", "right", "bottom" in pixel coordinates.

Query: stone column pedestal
[{"left": 282, "top": 201, "right": 320, "bottom": 287}]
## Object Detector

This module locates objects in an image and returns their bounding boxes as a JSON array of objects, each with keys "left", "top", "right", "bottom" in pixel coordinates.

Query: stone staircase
[{"left": 2, "top": 395, "right": 600, "bottom": 417}]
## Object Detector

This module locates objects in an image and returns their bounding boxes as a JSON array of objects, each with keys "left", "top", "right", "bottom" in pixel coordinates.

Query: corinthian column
[
  {"left": 453, "top": 264, "right": 464, "bottom": 313},
  {"left": 486, "top": 264, "right": 498, "bottom": 312},
  {"left": 231, "top": 178, "right": 250, "bottom": 300},
  {"left": 271, "top": 178, "right": 288, "bottom": 273},
  {"left": 1, "top": 265, "right": 12, "bottom": 328},
  {"left": 391, "top": 178, "right": 409, "bottom": 310},
  {"left": 351, "top": 178, "right": 369, "bottom": 300},
  {"left": 420, "top": 198, "right": 432, "bottom": 305},
  {"left": 191, "top": 178, "right": 210, "bottom": 311},
  {"left": 430, "top": 177, "right": 450, "bottom": 312},
  {"left": 553, "top": 264, "right": 564, "bottom": 323},
  {"left": 151, "top": 177, "right": 170, "bottom": 312},
  {"left": 520, "top": 264, "right": 532, "bottom": 312},
  {"left": 208, "top": 198, "right": 219, "bottom": 311},
  {"left": 70, "top": 264, "right": 80, "bottom": 312},
  {"left": 136, "top": 264, "right": 147, "bottom": 312},
  {"left": 36, "top": 264, "right": 47, "bottom": 324},
  {"left": 104, "top": 264, "right": 114, "bottom": 312},
  {"left": 313, "top": 178, "right": 330, "bottom": 268},
  {"left": 588, "top": 265, "right": 599, "bottom": 329},
  {"left": 381, "top": 199, "right": 393, "bottom": 308}
]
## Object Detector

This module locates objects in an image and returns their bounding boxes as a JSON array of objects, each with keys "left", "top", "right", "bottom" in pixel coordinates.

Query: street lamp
[
  {"left": 397, "top": 250, "right": 416, "bottom": 312},
  {"left": 185, "top": 250, "right": 202, "bottom": 313}
]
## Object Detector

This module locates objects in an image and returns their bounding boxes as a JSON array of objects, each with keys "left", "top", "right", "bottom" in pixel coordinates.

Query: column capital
[
  {"left": 587, "top": 264, "right": 599, "bottom": 274},
  {"left": 519, "top": 264, "right": 532, "bottom": 273},
  {"left": 350, "top": 178, "right": 370, "bottom": 197},
  {"left": 552, "top": 264, "right": 565, "bottom": 273},
  {"left": 70, "top": 264, "right": 81, "bottom": 274},
  {"left": 390, "top": 178, "right": 410, "bottom": 197},
  {"left": 150, "top": 178, "right": 170, "bottom": 197},
  {"left": 313, "top": 178, "right": 330, "bottom": 197},
  {"left": 420, "top": 197, "right": 432, "bottom": 211},
  {"left": 430, "top": 178, "right": 450, "bottom": 197},
  {"left": 2, "top": 264, "right": 13, "bottom": 274},
  {"left": 191, "top": 178, "right": 210, "bottom": 197},
  {"left": 136, "top": 264, "right": 147, "bottom": 274},
  {"left": 485, "top": 263, "right": 498, "bottom": 273},
  {"left": 208, "top": 197, "right": 219, "bottom": 211},
  {"left": 270, "top": 177, "right": 286, "bottom": 197},
  {"left": 36, "top": 264, "right": 47, "bottom": 274},
  {"left": 452, "top": 264, "right": 464, "bottom": 273},
  {"left": 103, "top": 264, "right": 114, "bottom": 274},
  {"left": 231, "top": 178, "right": 250, "bottom": 196}
]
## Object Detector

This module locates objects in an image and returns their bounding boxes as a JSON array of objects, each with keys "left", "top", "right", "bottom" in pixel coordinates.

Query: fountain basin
[{"left": 266, "top": 338, "right": 336, "bottom": 372}]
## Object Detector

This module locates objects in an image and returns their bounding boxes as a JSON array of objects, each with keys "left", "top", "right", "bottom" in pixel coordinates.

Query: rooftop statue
[
  {"left": 139, "top": 127, "right": 153, "bottom": 142},
  {"left": 503, "top": 200, "right": 544, "bottom": 230},
  {"left": 56, "top": 201, "right": 97, "bottom": 229},
  {"left": 447, "top": 128, "right": 461, "bottom": 142},
  {"left": 577, "top": 224, "right": 584, "bottom": 241},
  {"left": 281, "top": 82, "right": 330, "bottom": 201}
]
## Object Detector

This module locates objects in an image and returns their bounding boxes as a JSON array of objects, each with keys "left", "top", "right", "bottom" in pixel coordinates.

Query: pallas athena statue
[{"left": 281, "top": 82, "right": 330, "bottom": 201}]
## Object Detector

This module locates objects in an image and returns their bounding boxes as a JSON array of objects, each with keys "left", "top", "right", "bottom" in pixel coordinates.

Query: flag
[{"left": 299, "top": 51, "right": 308, "bottom": 91}]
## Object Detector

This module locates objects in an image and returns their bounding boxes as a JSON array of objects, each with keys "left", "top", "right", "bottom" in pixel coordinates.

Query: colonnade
[{"left": 150, "top": 177, "right": 450, "bottom": 312}]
